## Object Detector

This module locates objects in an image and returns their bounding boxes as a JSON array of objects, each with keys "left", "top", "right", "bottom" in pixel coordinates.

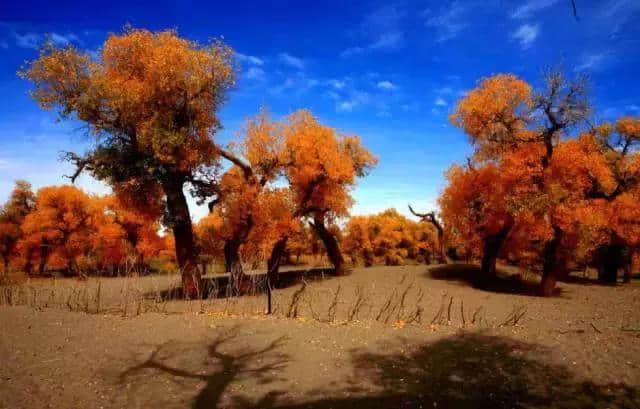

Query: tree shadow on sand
[
  {"left": 118, "top": 329, "right": 638, "bottom": 409},
  {"left": 149, "top": 267, "right": 336, "bottom": 300},
  {"left": 118, "top": 326, "right": 290, "bottom": 409},
  {"left": 427, "top": 263, "right": 564, "bottom": 297}
]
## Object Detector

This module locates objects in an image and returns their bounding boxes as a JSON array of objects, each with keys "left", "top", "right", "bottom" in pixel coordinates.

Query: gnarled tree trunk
[
  {"left": 2, "top": 255, "right": 8, "bottom": 277},
  {"left": 266, "top": 236, "right": 289, "bottom": 314},
  {"left": 540, "top": 227, "right": 564, "bottom": 297},
  {"left": 597, "top": 244, "right": 624, "bottom": 284},
  {"left": 267, "top": 236, "right": 288, "bottom": 289},
  {"left": 310, "top": 214, "right": 344, "bottom": 275},
  {"left": 477, "top": 225, "right": 511, "bottom": 288},
  {"left": 162, "top": 176, "right": 201, "bottom": 299},
  {"left": 223, "top": 238, "right": 249, "bottom": 295},
  {"left": 408, "top": 206, "right": 447, "bottom": 264}
]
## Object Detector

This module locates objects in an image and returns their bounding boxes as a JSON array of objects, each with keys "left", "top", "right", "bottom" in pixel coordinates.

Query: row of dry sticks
[{"left": 0, "top": 278, "right": 527, "bottom": 328}]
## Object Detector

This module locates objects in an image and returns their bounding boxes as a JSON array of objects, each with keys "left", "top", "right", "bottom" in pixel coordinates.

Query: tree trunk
[
  {"left": 2, "top": 255, "right": 8, "bottom": 276},
  {"left": 267, "top": 236, "right": 288, "bottom": 289},
  {"left": 310, "top": 215, "right": 344, "bottom": 275},
  {"left": 38, "top": 244, "right": 50, "bottom": 276},
  {"left": 623, "top": 265, "right": 632, "bottom": 283},
  {"left": 224, "top": 239, "right": 247, "bottom": 295},
  {"left": 597, "top": 244, "right": 623, "bottom": 284},
  {"left": 477, "top": 225, "right": 510, "bottom": 288},
  {"left": 623, "top": 248, "right": 636, "bottom": 283},
  {"left": 540, "top": 227, "right": 563, "bottom": 297},
  {"left": 162, "top": 177, "right": 201, "bottom": 299},
  {"left": 266, "top": 236, "right": 288, "bottom": 314}
]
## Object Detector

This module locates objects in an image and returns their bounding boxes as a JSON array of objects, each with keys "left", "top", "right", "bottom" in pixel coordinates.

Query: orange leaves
[
  {"left": 21, "top": 28, "right": 235, "bottom": 173},
  {"left": 616, "top": 117, "right": 640, "bottom": 140},
  {"left": 281, "top": 110, "right": 377, "bottom": 218},
  {"left": 445, "top": 69, "right": 640, "bottom": 272},
  {"left": 13, "top": 185, "right": 168, "bottom": 274},
  {"left": 343, "top": 209, "right": 437, "bottom": 266},
  {"left": 450, "top": 74, "right": 533, "bottom": 161}
]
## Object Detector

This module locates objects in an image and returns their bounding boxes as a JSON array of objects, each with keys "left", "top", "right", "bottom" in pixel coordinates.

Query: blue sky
[{"left": 1, "top": 0, "right": 639, "bottom": 221}]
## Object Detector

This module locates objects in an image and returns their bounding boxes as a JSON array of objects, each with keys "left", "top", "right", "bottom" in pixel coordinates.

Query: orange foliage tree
[
  {"left": 445, "top": 71, "right": 592, "bottom": 295},
  {"left": 20, "top": 28, "right": 237, "bottom": 296},
  {"left": 343, "top": 209, "right": 437, "bottom": 267},
  {"left": 196, "top": 109, "right": 376, "bottom": 288},
  {"left": 0, "top": 181, "right": 36, "bottom": 274},
  {"left": 101, "top": 195, "right": 166, "bottom": 273},
  {"left": 280, "top": 110, "right": 377, "bottom": 274},
  {"left": 19, "top": 185, "right": 102, "bottom": 275}
]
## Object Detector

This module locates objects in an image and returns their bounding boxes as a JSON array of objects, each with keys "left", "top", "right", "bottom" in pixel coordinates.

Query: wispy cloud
[
  {"left": 246, "top": 66, "right": 265, "bottom": 81},
  {"left": 14, "top": 32, "right": 39, "bottom": 49},
  {"left": 435, "top": 86, "right": 453, "bottom": 95},
  {"left": 435, "top": 97, "right": 447, "bottom": 107},
  {"left": 341, "top": 4, "right": 405, "bottom": 57},
  {"left": 510, "top": 0, "right": 560, "bottom": 19},
  {"left": 50, "top": 32, "right": 78, "bottom": 46},
  {"left": 327, "top": 79, "right": 347, "bottom": 90},
  {"left": 424, "top": 1, "right": 474, "bottom": 42},
  {"left": 12, "top": 31, "right": 79, "bottom": 49},
  {"left": 269, "top": 72, "right": 318, "bottom": 95},
  {"left": 278, "top": 52, "right": 305, "bottom": 70},
  {"left": 511, "top": 23, "right": 539, "bottom": 49},
  {"left": 575, "top": 53, "right": 607, "bottom": 71},
  {"left": 235, "top": 52, "right": 264, "bottom": 66},
  {"left": 336, "top": 90, "right": 372, "bottom": 113},
  {"left": 377, "top": 80, "right": 396, "bottom": 90},
  {"left": 599, "top": 0, "right": 640, "bottom": 39}
]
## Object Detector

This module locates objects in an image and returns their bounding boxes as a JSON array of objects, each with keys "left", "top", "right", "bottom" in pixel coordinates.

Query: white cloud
[
  {"left": 12, "top": 31, "right": 79, "bottom": 49},
  {"left": 435, "top": 97, "right": 447, "bottom": 107},
  {"left": 510, "top": 0, "right": 560, "bottom": 19},
  {"left": 369, "top": 31, "right": 404, "bottom": 50},
  {"left": 0, "top": 158, "right": 9, "bottom": 169},
  {"left": 50, "top": 32, "right": 78, "bottom": 46},
  {"left": 278, "top": 52, "right": 305, "bottom": 70},
  {"left": 269, "top": 72, "right": 319, "bottom": 95},
  {"left": 435, "top": 86, "right": 453, "bottom": 95},
  {"left": 342, "top": 4, "right": 405, "bottom": 57},
  {"left": 337, "top": 100, "right": 357, "bottom": 112},
  {"left": 424, "top": 1, "right": 474, "bottom": 42},
  {"left": 575, "top": 53, "right": 606, "bottom": 71},
  {"left": 235, "top": 52, "right": 264, "bottom": 66},
  {"left": 324, "top": 90, "right": 341, "bottom": 101},
  {"left": 335, "top": 91, "right": 372, "bottom": 113},
  {"left": 626, "top": 105, "right": 640, "bottom": 112},
  {"left": 14, "top": 32, "right": 40, "bottom": 49},
  {"left": 377, "top": 80, "right": 396, "bottom": 90},
  {"left": 246, "top": 66, "right": 265, "bottom": 80},
  {"left": 327, "top": 79, "right": 347, "bottom": 90},
  {"left": 511, "top": 23, "right": 539, "bottom": 49}
]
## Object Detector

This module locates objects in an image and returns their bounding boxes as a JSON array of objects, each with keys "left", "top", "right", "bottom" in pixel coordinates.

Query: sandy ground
[{"left": 1, "top": 264, "right": 640, "bottom": 408}]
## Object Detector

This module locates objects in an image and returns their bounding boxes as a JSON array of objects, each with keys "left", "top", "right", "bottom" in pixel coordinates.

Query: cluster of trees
[
  {"left": 0, "top": 182, "right": 173, "bottom": 276},
  {"left": 10, "top": 27, "right": 639, "bottom": 299},
  {"left": 439, "top": 72, "right": 640, "bottom": 295},
  {"left": 342, "top": 209, "right": 438, "bottom": 266},
  {"left": 19, "top": 28, "right": 376, "bottom": 297}
]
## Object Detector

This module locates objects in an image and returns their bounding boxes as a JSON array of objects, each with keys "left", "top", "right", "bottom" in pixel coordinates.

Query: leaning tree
[{"left": 278, "top": 110, "right": 377, "bottom": 275}]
